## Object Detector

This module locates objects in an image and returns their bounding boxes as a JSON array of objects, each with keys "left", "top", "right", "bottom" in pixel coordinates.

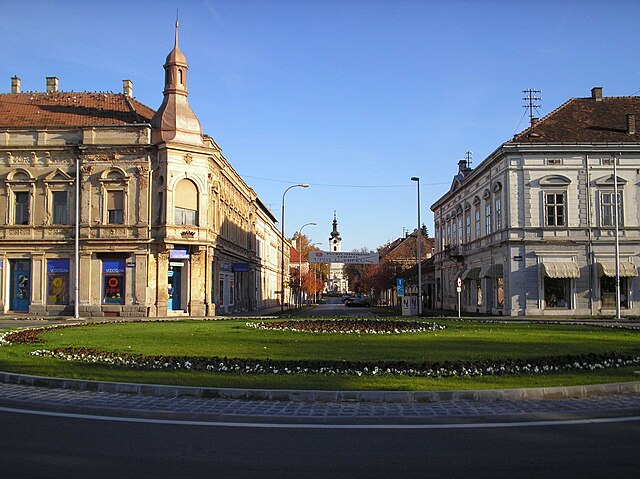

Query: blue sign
[
  {"left": 169, "top": 249, "right": 190, "bottom": 259},
  {"left": 47, "top": 259, "right": 69, "bottom": 274},
  {"left": 396, "top": 278, "right": 405, "bottom": 297},
  {"left": 233, "top": 263, "right": 249, "bottom": 272},
  {"left": 102, "top": 258, "right": 125, "bottom": 274}
]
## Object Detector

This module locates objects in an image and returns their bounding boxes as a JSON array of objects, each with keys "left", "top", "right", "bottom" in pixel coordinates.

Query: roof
[
  {"left": 512, "top": 95, "right": 640, "bottom": 144},
  {"left": 289, "top": 246, "right": 306, "bottom": 264},
  {"left": 0, "top": 92, "right": 156, "bottom": 127}
]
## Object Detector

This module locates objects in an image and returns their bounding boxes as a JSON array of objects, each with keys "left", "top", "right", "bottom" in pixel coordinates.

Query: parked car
[{"left": 345, "top": 297, "right": 370, "bottom": 307}]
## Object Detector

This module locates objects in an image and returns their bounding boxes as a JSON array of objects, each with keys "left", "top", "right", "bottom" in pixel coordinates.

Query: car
[{"left": 345, "top": 297, "right": 370, "bottom": 307}]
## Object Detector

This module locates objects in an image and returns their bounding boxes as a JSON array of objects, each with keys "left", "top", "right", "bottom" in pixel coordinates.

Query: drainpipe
[{"left": 74, "top": 156, "right": 80, "bottom": 319}]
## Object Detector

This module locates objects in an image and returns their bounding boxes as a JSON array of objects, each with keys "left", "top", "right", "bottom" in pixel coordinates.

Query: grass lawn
[{"left": 1, "top": 318, "right": 639, "bottom": 391}]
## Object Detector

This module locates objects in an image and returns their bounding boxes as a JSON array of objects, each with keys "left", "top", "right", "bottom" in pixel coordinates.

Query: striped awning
[
  {"left": 463, "top": 267, "right": 481, "bottom": 280},
  {"left": 541, "top": 262, "right": 580, "bottom": 279},
  {"left": 484, "top": 264, "right": 504, "bottom": 278},
  {"left": 597, "top": 260, "right": 638, "bottom": 277}
]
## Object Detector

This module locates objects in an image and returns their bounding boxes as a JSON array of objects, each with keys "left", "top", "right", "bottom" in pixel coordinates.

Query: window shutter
[{"left": 175, "top": 180, "right": 198, "bottom": 210}]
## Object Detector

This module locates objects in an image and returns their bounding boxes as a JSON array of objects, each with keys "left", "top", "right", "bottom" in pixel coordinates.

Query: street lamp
[
  {"left": 411, "top": 177, "right": 423, "bottom": 316},
  {"left": 309, "top": 242, "right": 322, "bottom": 304},
  {"left": 296, "top": 222, "right": 317, "bottom": 307},
  {"left": 281, "top": 184, "right": 309, "bottom": 313}
]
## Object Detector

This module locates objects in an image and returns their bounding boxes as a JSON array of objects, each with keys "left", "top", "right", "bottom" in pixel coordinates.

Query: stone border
[{"left": 1, "top": 371, "right": 639, "bottom": 403}]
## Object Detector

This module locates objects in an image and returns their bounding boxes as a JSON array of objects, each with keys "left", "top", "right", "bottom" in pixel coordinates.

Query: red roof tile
[
  {"left": 0, "top": 92, "right": 156, "bottom": 127},
  {"left": 512, "top": 96, "right": 640, "bottom": 144}
]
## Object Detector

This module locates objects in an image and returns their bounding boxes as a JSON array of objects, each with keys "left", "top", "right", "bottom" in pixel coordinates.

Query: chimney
[
  {"left": 46, "top": 77, "right": 59, "bottom": 93},
  {"left": 11, "top": 76, "right": 20, "bottom": 94},
  {"left": 122, "top": 79, "right": 133, "bottom": 97},
  {"left": 591, "top": 86, "right": 603, "bottom": 101},
  {"left": 530, "top": 117, "right": 539, "bottom": 126},
  {"left": 627, "top": 114, "right": 636, "bottom": 135}
]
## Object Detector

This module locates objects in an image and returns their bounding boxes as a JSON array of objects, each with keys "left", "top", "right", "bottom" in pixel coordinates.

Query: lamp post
[
  {"left": 612, "top": 155, "right": 621, "bottom": 320},
  {"left": 296, "top": 222, "right": 317, "bottom": 307},
  {"left": 411, "top": 177, "right": 423, "bottom": 316},
  {"left": 309, "top": 242, "right": 322, "bottom": 304},
  {"left": 280, "top": 184, "right": 309, "bottom": 313}
]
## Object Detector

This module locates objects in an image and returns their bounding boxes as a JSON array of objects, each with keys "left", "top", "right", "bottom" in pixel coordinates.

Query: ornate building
[
  {"left": 326, "top": 213, "right": 348, "bottom": 293},
  {"left": 431, "top": 87, "right": 639, "bottom": 317},
  {"left": 0, "top": 24, "right": 286, "bottom": 317}
]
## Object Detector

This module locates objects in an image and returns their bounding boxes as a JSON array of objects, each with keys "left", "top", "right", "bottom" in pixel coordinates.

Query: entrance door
[
  {"left": 10, "top": 260, "right": 31, "bottom": 311},
  {"left": 168, "top": 266, "right": 182, "bottom": 311}
]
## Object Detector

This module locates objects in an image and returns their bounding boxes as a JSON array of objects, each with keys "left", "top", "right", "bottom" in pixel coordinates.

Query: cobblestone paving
[{"left": 0, "top": 382, "right": 638, "bottom": 422}]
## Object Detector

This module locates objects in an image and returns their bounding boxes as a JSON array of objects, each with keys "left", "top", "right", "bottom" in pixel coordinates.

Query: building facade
[
  {"left": 431, "top": 87, "right": 639, "bottom": 317},
  {"left": 0, "top": 26, "right": 287, "bottom": 317},
  {"left": 326, "top": 213, "right": 348, "bottom": 293}
]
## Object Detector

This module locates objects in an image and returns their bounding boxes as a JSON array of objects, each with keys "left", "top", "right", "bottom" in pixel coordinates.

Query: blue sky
[{"left": 2, "top": 0, "right": 640, "bottom": 251}]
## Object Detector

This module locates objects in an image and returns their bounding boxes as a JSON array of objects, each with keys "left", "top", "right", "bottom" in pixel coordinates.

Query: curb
[{"left": 2, "top": 371, "right": 639, "bottom": 403}]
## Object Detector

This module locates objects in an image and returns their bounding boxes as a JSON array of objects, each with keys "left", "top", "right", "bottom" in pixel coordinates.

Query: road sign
[{"left": 457, "top": 277, "right": 462, "bottom": 288}]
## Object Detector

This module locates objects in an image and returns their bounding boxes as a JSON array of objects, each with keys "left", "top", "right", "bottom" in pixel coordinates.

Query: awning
[
  {"left": 541, "top": 262, "right": 580, "bottom": 279},
  {"left": 463, "top": 267, "right": 481, "bottom": 280},
  {"left": 479, "top": 265, "right": 491, "bottom": 278},
  {"left": 597, "top": 260, "right": 638, "bottom": 277},
  {"left": 484, "top": 264, "right": 504, "bottom": 278}
]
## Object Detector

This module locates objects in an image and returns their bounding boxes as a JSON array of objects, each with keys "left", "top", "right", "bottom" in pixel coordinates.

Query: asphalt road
[
  {"left": 1, "top": 408, "right": 639, "bottom": 479},
  {"left": 294, "top": 297, "right": 374, "bottom": 317}
]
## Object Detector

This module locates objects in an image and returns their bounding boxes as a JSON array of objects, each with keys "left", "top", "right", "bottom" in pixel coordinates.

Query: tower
[{"left": 327, "top": 212, "right": 348, "bottom": 293}]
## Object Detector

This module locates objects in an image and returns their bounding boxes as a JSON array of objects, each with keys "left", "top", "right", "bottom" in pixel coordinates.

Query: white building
[
  {"left": 326, "top": 213, "right": 348, "bottom": 293},
  {"left": 431, "top": 87, "right": 639, "bottom": 317}
]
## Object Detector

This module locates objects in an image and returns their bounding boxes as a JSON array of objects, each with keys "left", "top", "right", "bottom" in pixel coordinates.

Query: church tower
[{"left": 327, "top": 212, "right": 348, "bottom": 293}]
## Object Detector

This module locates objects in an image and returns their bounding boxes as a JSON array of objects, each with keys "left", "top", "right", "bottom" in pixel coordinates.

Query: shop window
[
  {"left": 52, "top": 191, "right": 68, "bottom": 225},
  {"left": 476, "top": 281, "right": 483, "bottom": 307},
  {"left": 600, "top": 276, "right": 628, "bottom": 308},
  {"left": 47, "top": 259, "right": 69, "bottom": 305},
  {"left": 102, "top": 258, "right": 125, "bottom": 304},
  {"left": 175, "top": 179, "right": 198, "bottom": 226},
  {"left": 544, "top": 277, "right": 571, "bottom": 309},
  {"left": 496, "top": 277, "right": 504, "bottom": 308},
  {"left": 14, "top": 191, "right": 30, "bottom": 225}
]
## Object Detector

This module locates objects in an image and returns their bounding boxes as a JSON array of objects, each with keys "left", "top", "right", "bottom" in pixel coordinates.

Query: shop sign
[
  {"left": 232, "top": 263, "right": 249, "bottom": 272},
  {"left": 170, "top": 249, "right": 190, "bottom": 259}
]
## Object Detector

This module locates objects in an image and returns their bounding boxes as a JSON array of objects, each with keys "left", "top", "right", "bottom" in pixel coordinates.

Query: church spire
[
  {"left": 151, "top": 19, "right": 204, "bottom": 146},
  {"left": 330, "top": 211, "right": 341, "bottom": 241}
]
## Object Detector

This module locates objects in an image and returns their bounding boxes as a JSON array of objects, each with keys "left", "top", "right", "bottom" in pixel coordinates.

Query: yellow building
[{"left": 0, "top": 25, "right": 287, "bottom": 317}]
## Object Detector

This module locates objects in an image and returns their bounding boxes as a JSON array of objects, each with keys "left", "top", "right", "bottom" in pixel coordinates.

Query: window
[
  {"left": 107, "top": 191, "right": 124, "bottom": 224},
  {"left": 485, "top": 203, "right": 492, "bottom": 234},
  {"left": 465, "top": 214, "right": 471, "bottom": 243},
  {"left": 52, "top": 191, "right": 68, "bottom": 224},
  {"left": 544, "top": 278, "right": 571, "bottom": 309},
  {"left": 14, "top": 191, "right": 29, "bottom": 225},
  {"left": 451, "top": 218, "right": 457, "bottom": 245},
  {"left": 47, "top": 259, "right": 69, "bottom": 305},
  {"left": 495, "top": 197, "right": 502, "bottom": 230},
  {"left": 600, "top": 191, "right": 623, "bottom": 227},
  {"left": 496, "top": 277, "right": 504, "bottom": 308},
  {"left": 102, "top": 259, "right": 125, "bottom": 304},
  {"left": 545, "top": 192, "right": 565, "bottom": 226},
  {"left": 457, "top": 216, "right": 463, "bottom": 245},
  {"left": 600, "top": 276, "right": 628, "bottom": 308},
  {"left": 175, "top": 179, "right": 198, "bottom": 226},
  {"left": 475, "top": 209, "right": 481, "bottom": 238}
]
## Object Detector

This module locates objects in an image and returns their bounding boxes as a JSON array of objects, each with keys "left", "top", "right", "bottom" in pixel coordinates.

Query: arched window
[{"left": 175, "top": 179, "right": 198, "bottom": 225}]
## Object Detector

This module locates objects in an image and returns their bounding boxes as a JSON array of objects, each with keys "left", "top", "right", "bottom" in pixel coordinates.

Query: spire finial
[{"left": 175, "top": 9, "right": 179, "bottom": 47}]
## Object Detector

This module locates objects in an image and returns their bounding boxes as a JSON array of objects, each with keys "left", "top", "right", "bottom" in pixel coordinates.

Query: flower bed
[
  {"left": 246, "top": 319, "right": 446, "bottom": 334},
  {"left": 28, "top": 346, "right": 640, "bottom": 378}
]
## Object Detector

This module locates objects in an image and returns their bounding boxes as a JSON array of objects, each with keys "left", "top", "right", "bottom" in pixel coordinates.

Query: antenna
[
  {"left": 522, "top": 89, "right": 542, "bottom": 127},
  {"left": 464, "top": 151, "right": 473, "bottom": 169}
]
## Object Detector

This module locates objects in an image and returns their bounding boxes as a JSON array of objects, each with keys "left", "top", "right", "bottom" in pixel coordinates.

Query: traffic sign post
[{"left": 456, "top": 277, "right": 462, "bottom": 318}]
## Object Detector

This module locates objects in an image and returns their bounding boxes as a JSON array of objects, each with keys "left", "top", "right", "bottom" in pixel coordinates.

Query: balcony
[{"left": 444, "top": 244, "right": 464, "bottom": 261}]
